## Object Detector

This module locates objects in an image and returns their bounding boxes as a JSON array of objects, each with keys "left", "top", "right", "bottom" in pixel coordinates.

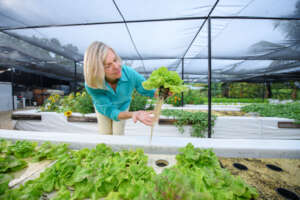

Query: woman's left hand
[{"left": 132, "top": 111, "right": 154, "bottom": 126}]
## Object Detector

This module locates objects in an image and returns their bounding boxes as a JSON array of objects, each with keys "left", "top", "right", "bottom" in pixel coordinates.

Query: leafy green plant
[
  {"left": 0, "top": 139, "right": 11, "bottom": 154},
  {"left": 142, "top": 67, "right": 188, "bottom": 141},
  {"left": 2, "top": 143, "right": 155, "bottom": 200},
  {"left": 0, "top": 155, "right": 28, "bottom": 173},
  {"left": 0, "top": 140, "right": 31, "bottom": 173},
  {"left": 161, "top": 109, "right": 217, "bottom": 137},
  {"left": 8, "top": 140, "right": 37, "bottom": 159},
  {"left": 137, "top": 143, "right": 258, "bottom": 200},
  {"left": 33, "top": 142, "right": 70, "bottom": 161},
  {"left": 142, "top": 66, "right": 187, "bottom": 94},
  {"left": 0, "top": 174, "right": 12, "bottom": 195},
  {"left": 241, "top": 102, "right": 300, "bottom": 123},
  {"left": 0, "top": 140, "right": 259, "bottom": 200}
]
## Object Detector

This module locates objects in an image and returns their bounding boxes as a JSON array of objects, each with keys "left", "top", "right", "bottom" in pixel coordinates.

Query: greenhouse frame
[
  {"left": 0, "top": 1, "right": 300, "bottom": 199},
  {"left": 1, "top": 0, "right": 300, "bottom": 137}
]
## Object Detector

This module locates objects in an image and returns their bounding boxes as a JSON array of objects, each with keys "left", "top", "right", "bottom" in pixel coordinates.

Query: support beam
[
  {"left": 181, "top": 58, "right": 184, "bottom": 106},
  {"left": 10, "top": 67, "right": 15, "bottom": 110},
  {"left": 74, "top": 61, "right": 77, "bottom": 93},
  {"left": 208, "top": 17, "right": 212, "bottom": 138}
]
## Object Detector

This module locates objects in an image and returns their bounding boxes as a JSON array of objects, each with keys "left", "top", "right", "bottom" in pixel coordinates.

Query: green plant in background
[
  {"left": 183, "top": 89, "right": 205, "bottom": 104},
  {"left": 165, "top": 89, "right": 206, "bottom": 106},
  {"left": 40, "top": 94, "right": 61, "bottom": 112},
  {"left": 72, "top": 91, "right": 94, "bottom": 114},
  {"left": 59, "top": 90, "right": 94, "bottom": 114},
  {"left": 167, "top": 93, "right": 184, "bottom": 107},
  {"left": 227, "top": 82, "right": 265, "bottom": 98},
  {"left": 209, "top": 97, "right": 267, "bottom": 104},
  {"left": 164, "top": 88, "right": 268, "bottom": 106},
  {"left": 40, "top": 90, "right": 95, "bottom": 114},
  {"left": 145, "top": 98, "right": 155, "bottom": 110},
  {"left": 129, "top": 90, "right": 148, "bottom": 111},
  {"left": 241, "top": 102, "right": 300, "bottom": 123},
  {"left": 271, "top": 82, "right": 300, "bottom": 100},
  {"left": 58, "top": 93, "right": 75, "bottom": 112},
  {"left": 161, "top": 109, "right": 217, "bottom": 137},
  {"left": 40, "top": 82, "right": 299, "bottom": 114}
]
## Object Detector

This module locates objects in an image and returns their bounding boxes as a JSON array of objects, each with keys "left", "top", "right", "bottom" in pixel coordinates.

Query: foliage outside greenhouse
[
  {"left": 40, "top": 81, "right": 300, "bottom": 114},
  {"left": 39, "top": 80, "right": 300, "bottom": 135},
  {"left": 241, "top": 103, "right": 300, "bottom": 124},
  {"left": 0, "top": 139, "right": 258, "bottom": 200}
]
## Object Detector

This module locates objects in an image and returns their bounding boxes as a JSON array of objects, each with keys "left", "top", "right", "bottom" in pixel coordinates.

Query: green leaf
[
  {"left": 142, "top": 66, "right": 187, "bottom": 94},
  {"left": 51, "top": 187, "right": 71, "bottom": 200},
  {"left": 0, "top": 174, "right": 12, "bottom": 195}
]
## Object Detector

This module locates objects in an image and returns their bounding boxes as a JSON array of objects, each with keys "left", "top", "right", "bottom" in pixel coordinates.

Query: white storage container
[{"left": 0, "top": 82, "right": 13, "bottom": 111}]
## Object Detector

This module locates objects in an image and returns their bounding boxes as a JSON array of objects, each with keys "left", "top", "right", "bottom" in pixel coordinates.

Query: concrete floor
[{"left": 0, "top": 111, "right": 14, "bottom": 129}]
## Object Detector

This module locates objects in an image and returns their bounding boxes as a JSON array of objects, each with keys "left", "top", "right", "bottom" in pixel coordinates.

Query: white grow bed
[{"left": 12, "top": 109, "right": 300, "bottom": 140}]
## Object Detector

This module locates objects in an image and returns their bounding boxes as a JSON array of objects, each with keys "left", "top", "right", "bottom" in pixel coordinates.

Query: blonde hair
[{"left": 84, "top": 41, "right": 121, "bottom": 89}]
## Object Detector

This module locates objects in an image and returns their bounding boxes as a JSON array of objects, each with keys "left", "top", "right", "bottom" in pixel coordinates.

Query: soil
[{"left": 219, "top": 157, "right": 300, "bottom": 200}]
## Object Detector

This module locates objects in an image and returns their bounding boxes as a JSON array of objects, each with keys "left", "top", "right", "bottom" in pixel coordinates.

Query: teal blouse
[{"left": 85, "top": 65, "right": 155, "bottom": 121}]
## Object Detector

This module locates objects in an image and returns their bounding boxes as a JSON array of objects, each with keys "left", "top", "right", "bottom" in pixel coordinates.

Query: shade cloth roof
[{"left": 0, "top": 0, "right": 299, "bottom": 82}]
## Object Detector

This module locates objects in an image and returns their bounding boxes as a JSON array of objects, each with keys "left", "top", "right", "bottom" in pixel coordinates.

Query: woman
[{"left": 84, "top": 41, "right": 156, "bottom": 135}]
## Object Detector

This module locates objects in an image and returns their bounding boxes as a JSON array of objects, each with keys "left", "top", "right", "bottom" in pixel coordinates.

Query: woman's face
[{"left": 104, "top": 49, "right": 122, "bottom": 82}]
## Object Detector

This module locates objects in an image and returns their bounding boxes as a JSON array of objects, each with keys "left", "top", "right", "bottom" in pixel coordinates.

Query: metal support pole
[
  {"left": 262, "top": 76, "right": 265, "bottom": 102},
  {"left": 74, "top": 61, "right": 77, "bottom": 93},
  {"left": 181, "top": 58, "right": 184, "bottom": 106},
  {"left": 10, "top": 67, "right": 15, "bottom": 110},
  {"left": 208, "top": 17, "right": 212, "bottom": 138}
]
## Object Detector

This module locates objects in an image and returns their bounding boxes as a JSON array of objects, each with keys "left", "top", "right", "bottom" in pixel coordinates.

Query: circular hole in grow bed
[
  {"left": 155, "top": 159, "right": 169, "bottom": 167},
  {"left": 266, "top": 164, "right": 283, "bottom": 172},
  {"left": 276, "top": 188, "right": 299, "bottom": 200},
  {"left": 233, "top": 163, "right": 248, "bottom": 170}
]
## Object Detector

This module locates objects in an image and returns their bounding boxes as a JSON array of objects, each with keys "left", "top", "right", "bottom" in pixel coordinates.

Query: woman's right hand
[{"left": 132, "top": 111, "right": 154, "bottom": 126}]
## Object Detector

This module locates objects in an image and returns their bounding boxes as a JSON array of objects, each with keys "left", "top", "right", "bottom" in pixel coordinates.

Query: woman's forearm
[{"left": 118, "top": 111, "right": 134, "bottom": 120}]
